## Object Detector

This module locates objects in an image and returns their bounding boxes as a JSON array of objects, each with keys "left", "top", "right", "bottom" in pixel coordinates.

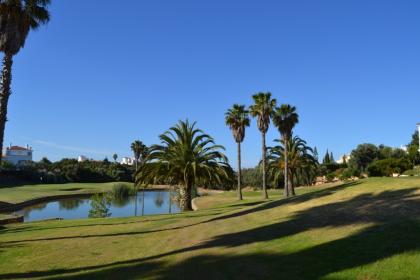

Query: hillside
[{"left": 1, "top": 177, "right": 420, "bottom": 279}]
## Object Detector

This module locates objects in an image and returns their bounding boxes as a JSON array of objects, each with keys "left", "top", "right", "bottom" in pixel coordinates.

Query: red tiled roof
[{"left": 8, "top": 146, "right": 29, "bottom": 151}]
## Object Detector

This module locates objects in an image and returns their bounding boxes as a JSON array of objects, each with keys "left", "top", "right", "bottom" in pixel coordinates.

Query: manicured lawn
[
  {"left": 0, "top": 182, "right": 123, "bottom": 204},
  {"left": 1, "top": 177, "right": 420, "bottom": 279}
]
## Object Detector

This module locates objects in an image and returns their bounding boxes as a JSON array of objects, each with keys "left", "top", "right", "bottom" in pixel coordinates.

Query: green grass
[
  {"left": 0, "top": 182, "right": 124, "bottom": 204},
  {"left": 1, "top": 177, "right": 420, "bottom": 279}
]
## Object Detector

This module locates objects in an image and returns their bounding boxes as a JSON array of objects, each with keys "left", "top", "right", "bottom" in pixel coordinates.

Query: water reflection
[
  {"left": 12, "top": 190, "right": 180, "bottom": 222},
  {"left": 59, "top": 199, "right": 84, "bottom": 210}
]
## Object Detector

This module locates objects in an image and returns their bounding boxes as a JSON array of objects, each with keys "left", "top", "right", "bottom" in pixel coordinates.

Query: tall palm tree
[
  {"left": 225, "top": 104, "right": 250, "bottom": 200},
  {"left": 131, "top": 140, "right": 148, "bottom": 172},
  {"left": 135, "top": 120, "right": 232, "bottom": 211},
  {"left": 130, "top": 140, "right": 148, "bottom": 216},
  {"left": 272, "top": 104, "right": 299, "bottom": 197},
  {"left": 268, "top": 136, "right": 317, "bottom": 193},
  {"left": 0, "top": 0, "right": 50, "bottom": 162},
  {"left": 249, "top": 92, "right": 276, "bottom": 199}
]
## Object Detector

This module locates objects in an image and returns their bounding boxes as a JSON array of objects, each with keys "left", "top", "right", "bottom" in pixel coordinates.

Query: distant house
[
  {"left": 3, "top": 144, "right": 33, "bottom": 166},
  {"left": 418, "top": 123, "right": 420, "bottom": 152},
  {"left": 78, "top": 155, "right": 88, "bottom": 162},
  {"left": 336, "top": 154, "right": 351, "bottom": 164},
  {"left": 120, "top": 157, "right": 134, "bottom": 165}
]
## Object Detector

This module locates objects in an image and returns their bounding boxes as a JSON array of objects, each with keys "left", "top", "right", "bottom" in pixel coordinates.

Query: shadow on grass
[{"left": 1, "top": 184, "right": 420, "bottom": 279}]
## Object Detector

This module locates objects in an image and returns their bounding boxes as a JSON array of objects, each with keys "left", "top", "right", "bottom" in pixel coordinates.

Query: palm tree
[
  {"left": 0, "top": 0, "right": 50, "bottom": 162},
  {"left": 225, "top": 104, "right": 250, "bottom": 200},
  {"left": 130, "top": 140, "right": 148, "bottom": 216},
  {"left": 249, "top": 92, "right": 276, "bottom": 199},
  {"left": 136, "top": 120, "right": 232, "bottom": 211},
  {"left": 268, "top": 136, "right": 317, "bottom": 192},
  {"left": 272, "top": 104, "right": 299, "bottom": 197},
  {"left": 131, "top": 140, "right": 148, "bottom": 172}
]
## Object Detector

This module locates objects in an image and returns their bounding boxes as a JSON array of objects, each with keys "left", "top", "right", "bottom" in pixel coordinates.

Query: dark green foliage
[
  {"left": 241, "top": 166, "right": 276, "bottom": 189},
  {"left": 0, "top": 158, "right": 134, "bottom": 185},
  {"left": 325, "top": 173, "right": 336, "bottom": 182},
  {"left": 330, "top": 152, "right": 335, "bottom": 163},
  {"left": 407, "top": 130, "right": 420, "bottom": 165},
  {"left": 313, "top": 147, "right": 319, "bottom": 163},
  {"left": 367, "top": 158, "right": 413, "bottom": 177},
  {"left": 88, "top": 193, "right": 112, "bottom": 218},
  {"left": 323, "top": 150, "right": 330, "bottom": 164},
  {"left": 318, "top": 162, "right": 341, "bottom": 176},
  {"left": 348, "top": 144, "right": 379, "bottom": 172}
]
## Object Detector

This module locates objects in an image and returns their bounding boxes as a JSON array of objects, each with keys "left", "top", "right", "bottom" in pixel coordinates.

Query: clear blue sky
[{"left": 4, "top": 0, "right": 420, "bottom": 167}]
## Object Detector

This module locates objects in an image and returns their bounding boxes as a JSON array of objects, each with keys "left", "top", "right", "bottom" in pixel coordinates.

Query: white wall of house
[
  {"left": 121, "top": 157, "right": 134, "bottom": 165},
  {"left": 3, "top": 145, "right": 33, "bottom": 166},
  {"left": 418, "top": 123, "right": 420, "bottom": 152}
]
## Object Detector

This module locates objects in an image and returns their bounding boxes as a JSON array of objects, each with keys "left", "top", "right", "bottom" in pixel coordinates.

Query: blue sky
[{"left": 4, "top": 0, "right": 420, "bottom": 167}]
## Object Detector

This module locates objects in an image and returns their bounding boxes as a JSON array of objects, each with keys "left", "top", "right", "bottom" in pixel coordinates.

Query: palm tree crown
[
  {"left": 249, "top": 92, "right": 277, "bottom": 133},
  {"left": 268, "top": 136, "right": 317, "bottom": 185},
  {"left": 272, "top": 104, "right": 299, "bottom": 141},
  {"left": 136, "top": 120, "right": 232, "bottom": 211},
  {"left": 0, "top": 0, "right": 50, "bottom": 55},
  {"left": 131, "top": 140, "right": 148, "bottom": 163},
  {"left": 225, "top": 104, "right": 250, "bottom": 143}
]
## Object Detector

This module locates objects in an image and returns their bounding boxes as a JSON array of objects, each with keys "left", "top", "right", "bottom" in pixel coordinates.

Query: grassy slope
[
  {"left": 0, "top": 182, "right": 122, "bottom": 204},
  {"left": 1, "top": 178, "right": 420, "bottom": 280}
]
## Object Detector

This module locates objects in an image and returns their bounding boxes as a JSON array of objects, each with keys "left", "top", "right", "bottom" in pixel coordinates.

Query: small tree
[
  {"left": 113, "top": 154, "right": 118, "bottom": 163},
  {"left": 313, "top": 147, "right": 319, "bottom": 163},
  {"left": 323, "top": 150, "right": 330, "bottom": 164},
  {"left": 330, "top": 152, "right": 335, "bottom": 163},
  {"left": 88, "top": 193, "right": 112, "bottom": 218}
]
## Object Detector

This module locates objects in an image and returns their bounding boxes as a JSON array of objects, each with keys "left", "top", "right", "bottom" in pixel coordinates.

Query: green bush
[
  {"left": 88, "top": 193, "right": 112, "bottom": 218},
  {"left": 326, "top": 173, "right": 336, "bottom": 182},
  {"left": 367, "top": 158, "right": 413, "bottom": 177}
]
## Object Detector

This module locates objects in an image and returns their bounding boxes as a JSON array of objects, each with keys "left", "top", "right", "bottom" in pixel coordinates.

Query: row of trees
[
  {"left": 225, "top": 92, "right": 317, "bottom": 201},
  {"left": 0, "top": 157, "right": 134, "bottom": 185}
]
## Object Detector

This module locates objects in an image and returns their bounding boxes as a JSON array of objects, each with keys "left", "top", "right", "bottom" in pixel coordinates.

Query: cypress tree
[{"left": 323, "top": 150, "right": 330, "bottom": 164}]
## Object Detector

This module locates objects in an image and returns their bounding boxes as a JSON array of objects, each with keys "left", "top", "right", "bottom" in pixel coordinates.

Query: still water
[{"left": 12, "top": 191, "right": 180, "bottom": 222}]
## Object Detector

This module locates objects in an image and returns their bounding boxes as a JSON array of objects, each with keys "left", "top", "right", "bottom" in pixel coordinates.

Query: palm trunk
[
  {"left": 134, "top": 186, "right": 138, "bottom": 216},
  {"left": 284, "top": 137, "right": 289, "bottom": 197},
  {"left": 179, "top": 184, "right": 192, "bottom": 211},
  {"left": 288, "top": 171, "right": 295, "bottom": 196},
  {"left": 141, "top": 189, "right": 145, "bottom": 216},
  {"left": 237, "top": 141, "right": 243, "bottom": 200},
  {"left": 262, "top": 132, "right": 268, "bottom": 199},
  {"left": 0, "top": 53, "right": 13, "bottom": 163},
  {"left": 169, "top": 186, "right": 172, "bottom": 214}
]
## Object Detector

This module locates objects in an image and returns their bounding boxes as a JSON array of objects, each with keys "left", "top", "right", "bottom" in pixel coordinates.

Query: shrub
[
  {"left": 367, "top": 158, "right": 413, "bottom": 177},
  {"left": 88, "top": 193, "right": 112, "bottom": 218},
  {"left": 326, "top": 173, "right": 336, "bottom": 182},
  {"left": 112, "top": 183, "right": 134, "bottom": 199}
]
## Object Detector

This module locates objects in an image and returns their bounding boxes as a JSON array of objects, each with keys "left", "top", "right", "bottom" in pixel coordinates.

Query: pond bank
[{"left": 0, "top": 185, "right": 170, "bottom": 213}]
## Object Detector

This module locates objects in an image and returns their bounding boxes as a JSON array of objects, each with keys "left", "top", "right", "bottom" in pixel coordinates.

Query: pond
[{"left": 11, "top": 191, "right": 180, "bottom": 222}]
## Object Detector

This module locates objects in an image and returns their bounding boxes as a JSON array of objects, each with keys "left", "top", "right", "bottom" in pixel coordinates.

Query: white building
[
  {"left": 3, "top": 144, "right": 33, "bottom": 166},
  {"left": 78, "top": 155, "right": 88, "bottom": 162},
  {"left": 120, "top": 157, "right": 134, "bottom": 165},
  {"left": 418, "top": 123, "right": 420, "bottom": 152},
  {"left": 336, "top": 154, "right": 351, "bottom": 164}
]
